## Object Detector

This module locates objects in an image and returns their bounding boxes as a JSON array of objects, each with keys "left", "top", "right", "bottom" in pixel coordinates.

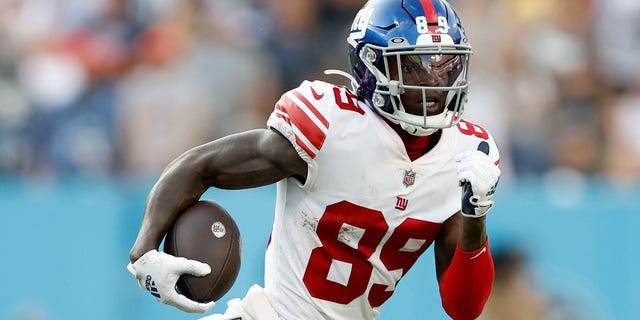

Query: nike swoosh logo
[
  {"left": 310, "top": 87, "right": 324, "bottom": 100},
  {"left": 470, "top": 247, "right": 487, "bottom": 260}
]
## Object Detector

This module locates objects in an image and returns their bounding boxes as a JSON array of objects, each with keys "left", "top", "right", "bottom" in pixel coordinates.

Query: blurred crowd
[
  {"left": 481, "top": 245, "right": 591, "bottom": 320},
  {"left": 0, "top": 0, "right": 639, "bottom": 184}
]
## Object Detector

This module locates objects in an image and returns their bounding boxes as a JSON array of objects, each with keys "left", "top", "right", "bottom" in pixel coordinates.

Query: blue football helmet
[{"left": 346, "top": 0, "right": 472, "bottom": 136}]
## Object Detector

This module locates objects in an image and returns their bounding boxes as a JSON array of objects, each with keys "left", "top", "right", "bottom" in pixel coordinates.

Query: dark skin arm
[
  {"left": 129, "top": 128, "right": 307, "bottom": 262},
  {"left": 434, "top": 212, "right": 487, "bottom": 281}
]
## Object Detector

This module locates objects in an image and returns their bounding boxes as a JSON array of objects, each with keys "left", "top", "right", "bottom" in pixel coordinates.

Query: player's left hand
[
  {"left": 455, "top": 149, "right": 500, "bottom": 218},
  {"left": 127, "top": 250, "right": 215, "bottom": 313}
]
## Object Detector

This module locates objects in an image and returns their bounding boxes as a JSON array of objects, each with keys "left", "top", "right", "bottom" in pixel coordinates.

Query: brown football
[{"left": 163, "top": 200, "right": 241, "bottom": 302}]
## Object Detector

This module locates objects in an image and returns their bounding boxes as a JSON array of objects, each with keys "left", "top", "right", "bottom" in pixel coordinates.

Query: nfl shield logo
[{"left": 403, "top": 170, "right": 416, "bottom": 187}]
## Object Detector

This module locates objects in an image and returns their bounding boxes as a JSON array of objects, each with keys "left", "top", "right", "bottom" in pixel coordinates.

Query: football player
[{"left": 127, "top": 0, "right": 501, "bottom": 319}]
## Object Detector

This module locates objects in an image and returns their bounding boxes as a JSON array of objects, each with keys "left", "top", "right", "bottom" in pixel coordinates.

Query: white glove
[
  {"left": 455, "top": 146, "right": 500, "bottom": 218},
  {"left": 127, "top": 250, "right": 215, "bottom": 313}
]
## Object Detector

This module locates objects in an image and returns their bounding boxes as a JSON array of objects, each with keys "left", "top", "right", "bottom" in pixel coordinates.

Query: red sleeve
[{"left": 438, "top": 240, "right": 494, "bottom": 320}]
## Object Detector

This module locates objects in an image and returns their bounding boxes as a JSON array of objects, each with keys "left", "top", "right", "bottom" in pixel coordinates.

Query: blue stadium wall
[{"left": 0, "top": 177, "right": 637, "bottom": 319}]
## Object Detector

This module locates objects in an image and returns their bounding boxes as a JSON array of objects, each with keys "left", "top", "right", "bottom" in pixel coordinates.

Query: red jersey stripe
[
  {"left": 419, "top": 0, "right": 438, "bottom": 33},
  {"left": 276, "top": 96, "right": 327, "bottom": 151},
  {"left": 274, "top": 106, "right": 318, "bottom": 158},
  {"left": 292, "top": 90, "right": 329, "bottom": 128},
  {"left": 295, "top": 135, "right": 317, "bottom": 158}
]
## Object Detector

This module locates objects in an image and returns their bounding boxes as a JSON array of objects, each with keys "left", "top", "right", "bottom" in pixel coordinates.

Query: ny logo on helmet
[{"left": 349, "top": 8, "right": 374, "bottom": 41}]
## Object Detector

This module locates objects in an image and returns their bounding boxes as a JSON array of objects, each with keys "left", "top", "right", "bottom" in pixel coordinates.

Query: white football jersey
[{"left": 264, "top": 80, "right": 499, "bottom": 320}]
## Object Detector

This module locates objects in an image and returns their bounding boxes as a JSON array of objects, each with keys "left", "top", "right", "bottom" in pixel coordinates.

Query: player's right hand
[{"left": 127, "top": 250, "right": 215, "bottom": 313}]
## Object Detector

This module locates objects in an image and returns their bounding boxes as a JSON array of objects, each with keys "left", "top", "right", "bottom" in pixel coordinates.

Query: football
[{"left": 163, "top": 200, "right": 242, "bottom": 302}]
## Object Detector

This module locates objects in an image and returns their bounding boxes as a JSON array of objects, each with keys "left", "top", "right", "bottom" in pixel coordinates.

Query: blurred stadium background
[{"left": 0, "top": 0, "right": 638, "bottom": 319}]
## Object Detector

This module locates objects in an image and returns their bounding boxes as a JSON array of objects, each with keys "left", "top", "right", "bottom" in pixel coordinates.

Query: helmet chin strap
[
  {"left": 372, "top": 89, "right": 452, "bottom": 136},
  {"left": 396, "top": 109, "right": 449, "bottom": 136}
]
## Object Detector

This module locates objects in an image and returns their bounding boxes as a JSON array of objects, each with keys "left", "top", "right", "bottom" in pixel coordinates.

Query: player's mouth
[
  {"left": 423, "top": 98, "right": 438, "bottom": 107},
  {"left": 421, "top": 97, "right": 441, "bottom": 113}
]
